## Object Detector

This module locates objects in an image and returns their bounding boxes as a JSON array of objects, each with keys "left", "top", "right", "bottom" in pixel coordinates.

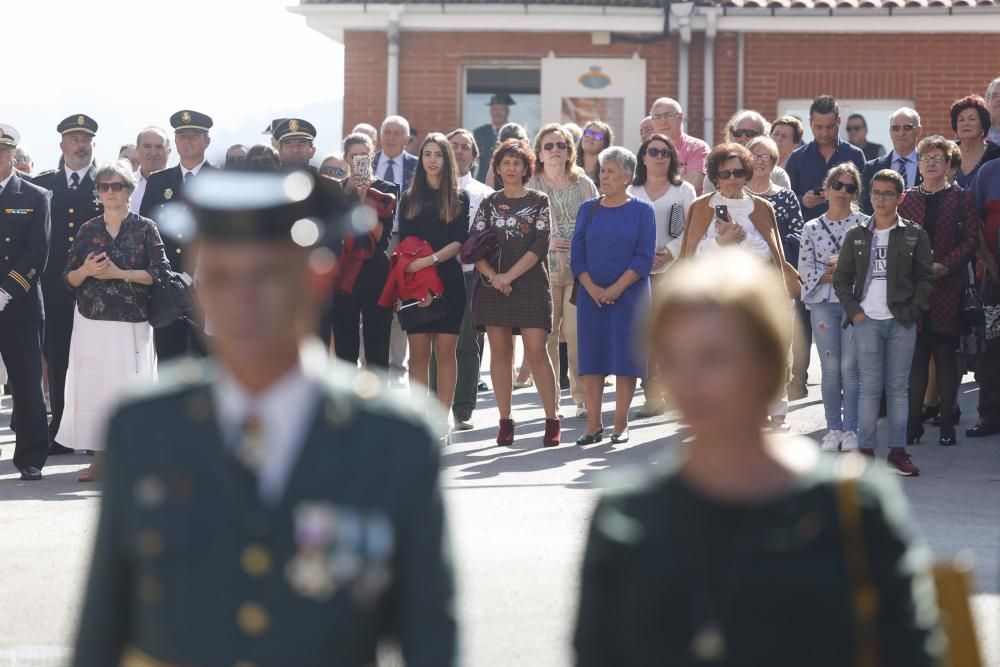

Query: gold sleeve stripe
[{"left": 9, "top": 270, "right": 30, "bottom": 292}]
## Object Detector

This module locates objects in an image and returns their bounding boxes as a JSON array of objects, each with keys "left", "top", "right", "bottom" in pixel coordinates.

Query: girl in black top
[{"left": 398, "top": 133, "right": 470, "bottom": 417}]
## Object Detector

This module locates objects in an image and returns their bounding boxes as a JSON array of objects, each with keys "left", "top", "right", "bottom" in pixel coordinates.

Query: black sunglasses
[
  {"left": 717, "top": 168, "right": 748, "bottom": 180},
  {"left": 846, "top": 125, "right": 865, "bottom": 132},
  {"left": 96, "top": 182, "right": 127, "bottom": 192},
  {"left": 646, "top": 148, "right": 672, "bottom": 159},
  {"left": 542, "top": 141, "right": 568, "bottom": 151},
  {"left": 830, "top": 181, "right": 858, "bottom": 193},
  {"left": 731, "top": 129, "right": 760, "bottom": 139}
]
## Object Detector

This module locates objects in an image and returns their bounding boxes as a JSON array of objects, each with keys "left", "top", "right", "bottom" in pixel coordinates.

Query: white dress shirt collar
[
  {"left": 0, "top": 170, "right": 15, "bottom": 191},
  {"left": 181, "top": 159, "right": 207, "bottom": 180},
  {"left": 64, "top": 164, "right": 89, "bottom": 188},
  {"left": 212, "top": 354, "right": 321, "bottom": 505}
]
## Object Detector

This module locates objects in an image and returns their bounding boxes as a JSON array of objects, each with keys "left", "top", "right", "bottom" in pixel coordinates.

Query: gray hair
[
  {"left": 352, "top": 123, "right": 378, "bottom": 142},
  {"left": 381, "top": 115, "right": 410, "bottom": 135},
  {"left": 729, "top": 109, "right": 771, "bottom": 137},
  {"left": 95, "top": 160, "right": 137, "bottom": 192},
  {"left": 343, "top": 132, "right": 374, "bottom": 154},
  {"left": 598, "top": 146, "right": 637, "bottom": 178},
  {"left": 986, "top": 76, "right": 1000, "bottom": 102},
  {"left": 889, "top": 107, "right": 922, "bottom": 127},
  {"left": 136, "top": 126, "right": 171, "bottom": 150},
  {"left": 498, "top": 122, "right": 528, "bottom": 143},
  {"left": 651, "top": 97, "right": 683, "bottom": 114}
]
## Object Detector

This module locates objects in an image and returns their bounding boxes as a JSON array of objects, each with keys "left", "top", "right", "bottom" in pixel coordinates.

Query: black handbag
[
  {"left": 396, "top": 296, "right": 448, "bottom": 331},
  {"left": 149, "top": 271, "right": 195, "bottom": 329}
]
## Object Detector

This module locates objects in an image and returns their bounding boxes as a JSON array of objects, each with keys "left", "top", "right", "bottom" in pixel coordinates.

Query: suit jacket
[
  {"left": 473, "top": 124, "right": 500, "bottom": 182},
  {"left": 140, "top": 163, "right": 218, "bottom": 271},
  {"left": 72, "top": 348, "right": 457, "bottom": 667},
  {"left": 373, "top": 151, "right": 417, "bottom": 193},
  {"left": 0, "top": 171, "right": 51, "bottom": 321},
  {"left": 860, "top": 153, "right": 923, "bottom": 215},
  {"left": 32, "top": 166, "right": 102, "bottom": 303}
]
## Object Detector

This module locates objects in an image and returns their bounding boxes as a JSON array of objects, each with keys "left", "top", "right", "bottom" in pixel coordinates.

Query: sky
[{"left": 7, "top": 0, "right": 345, "bottom": 171}]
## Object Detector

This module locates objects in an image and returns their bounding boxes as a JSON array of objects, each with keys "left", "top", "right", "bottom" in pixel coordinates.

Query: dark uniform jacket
[
  {"left": 72, "top": 352, "right": 457, "bottom": 667},
  {"left": 32, "top": 166, "right": 102, "bottom": 304},
  {"left": 472, "top": 124, "right": 500, "bottom": 183},
  {"left": 832, "top": 215, "right": 934, "bottom": 329},
  {"left": 0, "top": 171, "right": 51, "bottom": 321},
  {"left": 860, "top": 153, "right": 923, "bottom": 215},
  {"left": 140, "top": 163, "right": 218, "bottom": 272}
]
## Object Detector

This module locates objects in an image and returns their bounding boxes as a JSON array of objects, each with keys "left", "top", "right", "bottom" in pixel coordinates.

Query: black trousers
[
  {"left": 790, "top": 298, "right": 812, "bottom": 390},
  {"left": 43, "top": 296, "right": 74, "bottom": 443},
  {"left": 978, "top": 275, "right": 1000, "bottom": 421},
  {"left": 0, "top": 318, "right": 49, "bottom": 470},
  {"left": 155, "top": 319, "right": 205, "bottom": 361},
  {"left": 908, "top": 331, "right": 960, "bottom": 430},
  {"left": 331, "top": 291, "right": 392, "bottom": 370}
]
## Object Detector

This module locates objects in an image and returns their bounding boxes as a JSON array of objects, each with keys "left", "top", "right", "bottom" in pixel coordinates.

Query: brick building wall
[{"left": 344, "top": 29, "right": 997, "bottom": 145}]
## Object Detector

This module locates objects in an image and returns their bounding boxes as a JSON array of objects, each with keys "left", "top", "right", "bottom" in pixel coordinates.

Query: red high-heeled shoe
[
  {"left": 497, "top": 418, "right": 515, "bottom": 446},
  {"left": 543, "top": 418, "right": 561, "bottom": 447}
]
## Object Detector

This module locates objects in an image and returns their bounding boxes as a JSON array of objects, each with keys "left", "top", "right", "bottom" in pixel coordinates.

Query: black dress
[{"left": 399, "top": 189, "right": 470, "bottom": 335}]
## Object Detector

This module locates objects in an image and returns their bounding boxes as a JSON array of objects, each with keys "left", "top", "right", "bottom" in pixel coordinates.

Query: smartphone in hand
[
  {"left": 714, "top": 204, "right": 729, "bottom": 221},
  {"left": 353, "top": 154, "right": 372, "bottom": 182}
]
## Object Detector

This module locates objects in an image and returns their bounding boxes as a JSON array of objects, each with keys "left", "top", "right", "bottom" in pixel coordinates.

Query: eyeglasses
[
  {"left": 750, "top": 153, "right": 772, "bottom": 163},
  {"left": 918, "top": 155, "right": 948, "bottom": 165},
  {"left": 583, "top": 129, "right": 605, "bottom": 142},
  {"left": 320, "top": 166, "right": 347, "bottom": 177},
  {"left": 717, "top": 168, "right": 748, "bottom": 180},
  {"left": 227, "top": 156, "right": 246, "bottom": 164},
  {"left": 870, "top": 190, "right": 899, "bottom": 200},
  {"left": 646, "top": 148, "right": 672, "bottom": 159},
  {"left": 731, "top": 129, "right": 761, "bottom": 139},
  {"left": 830, "top": 180, "right": 858, "bottom": 193},
  {"left": 542, "top": 141, "right": 568, "bottom": 151},
  {"left": 846, "top": 125, "right": 865, "bottom": 132},
  {"left": 890, "top": 124, "right": 918, "bottom": 133},
  {"left": 96, "top": 182, "right": 127, "bottom": 192},
  {"left": 651, "top": 111, "right": 680, "bottom": 121}
]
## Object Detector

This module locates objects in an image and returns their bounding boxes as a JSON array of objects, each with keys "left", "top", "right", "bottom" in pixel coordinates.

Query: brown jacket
[{"left": 678, "top": 193, "right": 802, "bottom": 297}]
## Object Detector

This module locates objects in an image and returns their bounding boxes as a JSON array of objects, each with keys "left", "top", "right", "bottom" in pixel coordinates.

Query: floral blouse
[
  {"left": 63, "top": 213, "right": 171, "bottom": 322},
  {"left": 527, "top": 175, "right": 597, "bottom": 283},
  {"left": 798, "top": 211, "right": 867, "bottom": 305},
  {"left": 472, "top": 189, "right": 551, "bottom": 270}
]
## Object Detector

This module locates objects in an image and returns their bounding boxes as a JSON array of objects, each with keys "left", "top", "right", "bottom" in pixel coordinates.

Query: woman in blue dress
[{"left": 572, "top": 147, "right": 656, "bottom": 445}]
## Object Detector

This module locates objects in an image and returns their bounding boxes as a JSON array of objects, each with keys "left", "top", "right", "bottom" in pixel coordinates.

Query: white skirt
[{"left": 56, "top": 307, "right": 157, "bottom": 451}]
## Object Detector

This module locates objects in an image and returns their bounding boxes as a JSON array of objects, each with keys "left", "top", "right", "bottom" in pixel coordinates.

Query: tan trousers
[{"left": 548, "top": 278, "right": 584, "bottom": 407}]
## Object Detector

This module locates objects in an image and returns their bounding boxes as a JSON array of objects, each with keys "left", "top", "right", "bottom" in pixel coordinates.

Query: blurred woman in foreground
[{"left": 574, "top": 248, "right": 942, "bottom": 667}]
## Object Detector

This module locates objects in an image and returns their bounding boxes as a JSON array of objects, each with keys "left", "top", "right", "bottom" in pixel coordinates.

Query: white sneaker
[
  {"left": 840, "top": 431, "right": 859, "bottom": 451},
  {"left": 820, "top": 430, "right": 844, "bottom": 452}
]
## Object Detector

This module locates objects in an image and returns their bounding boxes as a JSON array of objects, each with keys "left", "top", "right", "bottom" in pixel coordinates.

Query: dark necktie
[
  {"left": 384, "top": 159, "right": 395, "bottom": 185},
  {"left": 184, "top": 171, "right": 193, "bottom": 185},
  {"left": 70, "top": 172, "right": 80, "bottom": 190},
  {"left": 895, "top": 157, "right": 909, "bottom": 188}
]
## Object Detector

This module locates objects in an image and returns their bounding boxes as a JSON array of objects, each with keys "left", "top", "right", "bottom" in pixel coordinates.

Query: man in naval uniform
[
  {"left": 72, "top": 169, "right": 457, "bottom": 667},
  {"left": 472, "top": 92, "right": 515, "bottom": 182},
  {"left": 274, "top": 117, "right": 318, "bottom": 174},
  {"left": 140, "top": 109, "right": 217, "bottom": 360},
  {"left": 0, "top": 124, "right": 51, "bottom": 480},
  {"left": 32, "top": 113, "right": 102, "bottom": 455}
]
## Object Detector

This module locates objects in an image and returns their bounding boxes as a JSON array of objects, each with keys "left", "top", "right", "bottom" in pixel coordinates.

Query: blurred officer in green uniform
[{"left": 72, "top": 169, "right": 457, "bottom": 667}]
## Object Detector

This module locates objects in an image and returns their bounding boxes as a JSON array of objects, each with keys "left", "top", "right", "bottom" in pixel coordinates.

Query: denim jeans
[
  {"left": 853, "top": 317, "right": 917, "bottom": 451},
  {"left": 808, "top": 301, "right": 859, "bottom": 433}
]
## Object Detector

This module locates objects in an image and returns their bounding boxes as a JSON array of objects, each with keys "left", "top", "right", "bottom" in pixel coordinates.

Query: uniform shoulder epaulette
[{"left": 34, "top": 169, "right": 57, "bottom": 178}]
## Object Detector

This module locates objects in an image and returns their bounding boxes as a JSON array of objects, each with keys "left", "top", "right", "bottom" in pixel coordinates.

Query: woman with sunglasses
[
  {"left": 704, "top": 112, "right": 791, "bottom": 195},
  {"left": 527, "top": 123, "right": 598, "bottom": 418},
  {"left": 798, "top": 163, "right": 866, "bottom": 452},
  {"left": 627, "top": 133, "right": 695, "bottom": 418},
  {"left": 898, "top": 136, "right": 981, "bottom": 447},
  {"left": 679, "top": 143, "right": 801, "bottom": 430},
  {"left": 576, "top": 121, "right": 613, "bottom": 187},
  {"left": 59, "top": 160, "right": 170, "bottom": 482},
  {"left": 319, "top": 153, "right": 349, "bottom": 181}
]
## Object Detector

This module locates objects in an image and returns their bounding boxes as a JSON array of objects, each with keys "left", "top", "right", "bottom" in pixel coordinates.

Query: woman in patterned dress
[
  {"left": 59, "top": 161, "right": 170, "bottom": 481},
  {"left": 472, "top": 139, "right": 560, "bottom": 447}
]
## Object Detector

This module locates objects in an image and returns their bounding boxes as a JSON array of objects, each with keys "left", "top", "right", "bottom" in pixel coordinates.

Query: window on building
[
  {"left": 463, "top": 67, "right": 541, "bottom": 140},
  {"left": 779, "top": 98, "right": 915, "bottom": 153}
]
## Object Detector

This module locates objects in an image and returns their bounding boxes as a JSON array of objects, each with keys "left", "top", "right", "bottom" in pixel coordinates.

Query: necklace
[
  {"left": 745, "top": 182, "right": 773, "bottom": 196},
  {"left": 919, "top": 182, "right": 948, "bottom": 195}
]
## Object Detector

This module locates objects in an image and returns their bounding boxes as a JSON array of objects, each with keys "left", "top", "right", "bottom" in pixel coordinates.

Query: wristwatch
[{"left": 431, "top": 253, "right": 440, "bottom": 265}]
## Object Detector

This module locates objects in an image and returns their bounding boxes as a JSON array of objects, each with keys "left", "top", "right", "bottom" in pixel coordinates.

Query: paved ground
[{"left": 1, "top": 349, "right": 998, "bottom": 666}]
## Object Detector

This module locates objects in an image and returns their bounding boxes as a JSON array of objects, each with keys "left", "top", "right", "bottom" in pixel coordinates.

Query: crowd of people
[{"left": 2, "top": 78, "right": 1000, "bottom": 484}]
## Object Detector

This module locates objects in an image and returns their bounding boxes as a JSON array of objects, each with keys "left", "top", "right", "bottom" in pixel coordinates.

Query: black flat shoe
[
  {"left": 906, "top": 424, "right": 924, "bottom": 445},
  {"left": 939, "top": 425, "right": 957, "bottom": 447},
  {"left": 576, "top": 429, "right": 604, "bottom": 446},
  {"left": 19, "top": 466, "right": 42, "bottom": 481},
  {"left": 610, "top": 430, "right": 630, "bottom": 444},
  {"left": 48, "top": 442, "right": 74, "bottom": 456},
  {"left": 966, "top": 420, "right": 1000, "bottom": 438}
]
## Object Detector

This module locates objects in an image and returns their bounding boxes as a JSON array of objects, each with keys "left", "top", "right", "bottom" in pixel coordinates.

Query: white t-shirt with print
[{"left": 860, "top": 226, "right": 893, "bottom": 320}]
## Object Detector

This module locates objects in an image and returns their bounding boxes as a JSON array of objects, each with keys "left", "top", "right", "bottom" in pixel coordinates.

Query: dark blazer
[
  {"left": 898, "top": 184, "right": 981, "bottom": 336},
  {"left": 0, "top": 171, "right": 51, "bottom": 321},
  {"left": 860, "top": 153, "right": 923, "bottom": 215},
  {"left": 140, "top": 162, "right": 218, "bottom": 271},
  {"left": 32, "top": 166, "right": 102, "bottom": 302},
  {"left": 473, "top": 124, "right": 500, "bottom": 182},
  {"left": 373, "top": 150, "right": 417, "bottom": 192},
  {"left": 72, "top": 352, "right": 457, "bottom": 667}
]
